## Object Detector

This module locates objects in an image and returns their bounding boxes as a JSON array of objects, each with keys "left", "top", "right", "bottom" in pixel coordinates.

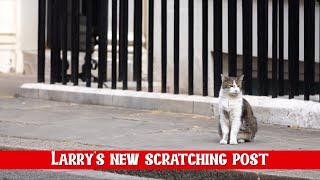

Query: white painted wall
[
  {"left": 0, "top": 0, "right": 38, "bottom": 74},
  {"left": 17, "top": 0, "right": 38, "bottom": 51},
  {"left": 0, "top": 0, "right": 16, "bottom": 73},
  {"left": 15, "top": 0, "right": 38, "bottom": 73}
]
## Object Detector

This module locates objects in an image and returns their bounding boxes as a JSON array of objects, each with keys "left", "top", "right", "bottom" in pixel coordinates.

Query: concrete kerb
[{"left": 17, "top": 83, "right": 320, "bottom": 129}]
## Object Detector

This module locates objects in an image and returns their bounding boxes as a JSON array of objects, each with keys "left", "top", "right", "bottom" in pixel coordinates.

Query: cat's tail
[{"left": 238, "top": 131, "right": 255, "bottom": 142}]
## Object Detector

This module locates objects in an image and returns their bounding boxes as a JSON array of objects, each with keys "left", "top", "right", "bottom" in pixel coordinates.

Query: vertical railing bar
[
  {"left": 288, "top": 0, "right": 293, "bottom": 98},
  {"left": 148, "top": 0, "right": 154, "bottom": 92},
  {"left": 310, "top": 0, "right": 315, "bottom": 96},
  {"left": 228, "top": 0, "right": 237, "bottom": 77},
  {"left": 161, "top": 0, "right": 167, "bottom": 93},
  {"left": 56, "top": 0, "right": 62, "bottom": 83},
  {"left": 55, "top": 0, "right": 59, "bottom": 84},
  {"left": 257, "top": 0, "right": 266, "bottom": 96},
  {"left": 106, "top": 0, "right": 109, "bottom": 84},
  {"left": 47, "top": 0, "right": 52, "bottom": 49},
  {"left": 294, "top": 0, "right": 300, "bottom": 96},
  {"left": 38, "top": 0, "right": 46, "bottom": 83},
  {"left": 111, "top": 0, "right": 117, "bottom": 89},
  {"left": 50, "top": 0, "right": 54, "bottom": 84},
  {"left": 50, "top": 0, "right": 58, "bottom": 84},
  {"left": 188, "top": 0, "right": 194, "bottom": 95},
  {"left": 118, "top": 0, "right": 123, "bottom": 81},
  {"left": 257, "top": 0, "right": 268, "bottom": 96},
  {"left": 134, "top": 0, "right": 137, "bottom": 83},
  {"left": 278, "top": 0, "right": 284, "bottom": 96},
  {"left": 134, "top": 0, "right": 143, "bottom": 91},
  {"left": 119, "top": 0, "right": 128, "bottom": 89},
  {"left": 304, "top": 0, "right": 315, "bottom": 100},
  {"left": 71, "top": 0, "right": 79, "bottom": 86},
  {"left": 118, "top": 0, "right": 124, "bottom": 81},
  {"left": 123, "top": 0, "right": 128, "bottom": 90},
  {"left": 214, "top": 0, "right": 223, "bottom": 97},
  {"left": 202, "top": 0, "right": 208, "bottom": 96},
  {"left": 242, "top": 0, "right": 253, "bottom": 95},
  {"left": 288, "top": 0, "right": 299, "bottom": 99},
  {"left": 264, "top": 0, "right": 269, "bottom": 96},
  {"left": 304, "top": 0, "right": 310, "bottom": 100},
  {"left": 98, "top": 0, "right": 108, "bottom": 88},
  {"left": 133, "top": 1, "right": 137, "bottom": 82},
  {"left": 61, "top": 0, "right": 68, "bottom": 85},
  {"left": 85, "top": 0, "right": 93, "bottom": 87},
  {"left": 174, "top": 0, "right": 180, "bottom": 94},
  {"left": 272, "top": 0, "right": 278, "bottom": 98}
]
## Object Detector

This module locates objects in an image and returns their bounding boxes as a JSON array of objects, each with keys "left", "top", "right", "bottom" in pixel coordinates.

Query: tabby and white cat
[{"left": 218, "top": 74, "right": 258, "bottom": 145}]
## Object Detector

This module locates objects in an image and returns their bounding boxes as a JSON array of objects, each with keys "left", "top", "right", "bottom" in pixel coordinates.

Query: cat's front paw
[
  {"left": 219, "top": 139, "right": 228, "bottom": 145},
  {"left": 229, "top": 139, "right": 238, "bottom": 145}
]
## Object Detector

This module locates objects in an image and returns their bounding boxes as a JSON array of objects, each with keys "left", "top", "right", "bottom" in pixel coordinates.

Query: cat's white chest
[
  {"left": 220, "top": 97, "right": 230, "bottom": 111},
  {"left": 219, "top": 97, "right": 242, "bottom": 112}
]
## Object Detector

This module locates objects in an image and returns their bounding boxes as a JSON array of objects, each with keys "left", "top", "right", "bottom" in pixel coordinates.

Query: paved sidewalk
[
  {"left": 0, "top": 74, "right": 35, "bottom": 97},
  {"left": 0, "top": 97, "right": 320, "bottom": 179},
  {"left": 0, "top": 97, "right": 320, "bottom": 150}
]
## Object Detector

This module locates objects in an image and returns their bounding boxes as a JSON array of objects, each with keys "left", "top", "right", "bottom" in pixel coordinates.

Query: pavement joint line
[
  {"left": 112, "top": 116, "right": 147, "bottom": 122},
  {"left": 0, "top": 134, "right": 121, "bottom": 150},
  {"left": 0, "top": 119, "right": 40, "bottom": 126},
  {"left": 0, "top": 95, "right": 14, "bottom": 99}
]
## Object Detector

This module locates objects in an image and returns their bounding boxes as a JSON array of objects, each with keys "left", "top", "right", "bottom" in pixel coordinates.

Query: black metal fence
[{"left": 38, "top": 0, "right": 319, "bottom": 101}]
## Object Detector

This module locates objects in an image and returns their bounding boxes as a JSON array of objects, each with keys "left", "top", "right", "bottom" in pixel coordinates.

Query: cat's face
[{"left": 221, "top": 74, "right": 244, "bottom": 96}]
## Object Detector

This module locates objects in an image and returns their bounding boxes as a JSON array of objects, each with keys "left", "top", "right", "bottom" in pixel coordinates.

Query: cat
[{"left": 218, "top": 74, "right": 258, "bottom": 145}]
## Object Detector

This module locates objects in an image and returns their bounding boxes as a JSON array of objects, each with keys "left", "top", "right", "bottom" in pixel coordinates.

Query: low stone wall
[{"left": 17, "top": 83, "right": 320, "bottom": 129}]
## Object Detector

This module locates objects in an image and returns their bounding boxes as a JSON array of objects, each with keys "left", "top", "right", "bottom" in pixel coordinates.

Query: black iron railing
[{"left": 38, "top": 0, "right": 319, "bottom": 101}]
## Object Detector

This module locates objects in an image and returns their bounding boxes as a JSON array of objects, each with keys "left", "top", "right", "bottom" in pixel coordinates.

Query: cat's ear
[
  {"left": 221, "top": 74, "right": 227, "bottom": 81},
  {"left": 238, "top": 75, "right": 244, "bottom": 81}
]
